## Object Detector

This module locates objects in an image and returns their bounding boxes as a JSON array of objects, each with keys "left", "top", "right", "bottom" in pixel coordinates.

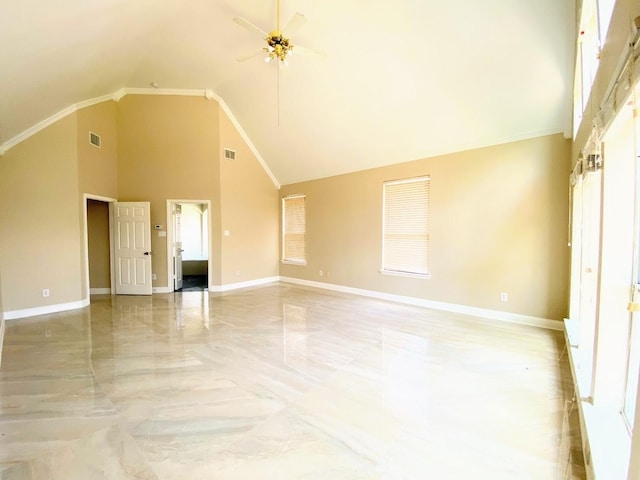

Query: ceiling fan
[{"left": 233, "top": 0, "right": 322, "bottom": 65}]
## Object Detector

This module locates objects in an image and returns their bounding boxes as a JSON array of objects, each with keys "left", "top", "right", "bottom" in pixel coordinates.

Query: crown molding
[
  {"left": 0, "top": 88, "right": 280, "bottom": 188},
  {"left": 204, "top": 88, "right": 281, "bottom": 189},
  {"left": 0, "top": 92, "right": 120, "bottom": 154}
]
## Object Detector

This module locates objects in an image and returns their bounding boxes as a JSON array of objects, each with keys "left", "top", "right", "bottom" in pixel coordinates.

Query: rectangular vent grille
[
  {"left": 224, "top": 148, "right": 236, "bottom": 160},
  {"left": 89, "top": 132, "right": 101, "bottom": 148}
]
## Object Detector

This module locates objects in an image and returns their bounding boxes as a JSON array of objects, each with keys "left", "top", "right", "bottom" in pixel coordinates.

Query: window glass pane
[
  {"left": 597, "top": 0, "right": 615, "bottom": 44},
  {"left": 623, "top": 85, "right": 640, "bottom": 427},
  {"left": 624, "top": 300, "right": 640, "bottom": 425}
]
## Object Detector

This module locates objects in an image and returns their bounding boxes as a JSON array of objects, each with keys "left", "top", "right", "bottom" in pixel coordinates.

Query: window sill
[
  {"left": 581, "top": 402, "right": 631, "bottom": 480},
  {"left": 380, "top": 269, "right": 430, "bottom": 279},
  {"left": 281, "top": 260, "right": 307, "bottom": 266},
  {"left": 564, "top": 318, "right": 632, "bottom": 480}
]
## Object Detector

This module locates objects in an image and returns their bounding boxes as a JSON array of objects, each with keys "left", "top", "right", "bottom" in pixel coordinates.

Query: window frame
[
  {"left": 381, "top": 175, "right": 431, "bottom": 279},
  {"left": 281, "top": 194, "right": 307, "bottom": 266}
]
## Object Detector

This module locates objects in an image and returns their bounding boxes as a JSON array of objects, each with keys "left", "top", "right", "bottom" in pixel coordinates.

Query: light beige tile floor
[{"left": 0, "top": 283, "right": 585, "bottom": 479}]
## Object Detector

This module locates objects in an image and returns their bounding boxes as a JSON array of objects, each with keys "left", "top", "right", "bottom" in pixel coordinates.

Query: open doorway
[
  {"left": 167, "top": 200, "right": 211, "bottom": 292},
  {"left": 83, "top": 195, "right": 116, "bottom": 297}
]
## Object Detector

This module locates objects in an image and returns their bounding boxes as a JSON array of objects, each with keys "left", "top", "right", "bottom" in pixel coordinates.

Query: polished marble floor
[{"left": 0, "top": 283, "right": 585, "bottom": 479}]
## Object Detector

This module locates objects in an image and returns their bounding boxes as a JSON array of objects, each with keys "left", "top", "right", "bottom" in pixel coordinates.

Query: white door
[
  {"left": 114, "top": 202, "right": 152, "bottom": 295},
  {"left": 173, "top": 204, "right": 183, "bottom": 290}
]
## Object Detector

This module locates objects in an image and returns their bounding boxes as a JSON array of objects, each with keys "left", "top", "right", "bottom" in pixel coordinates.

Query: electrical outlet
[
  {"left": 235, "top": 270, "right": 240, "bottom": 277},
  {"left": 500, "top": 292, "right": 508, "bottom": 302},
  {"left": 42, "top": 289, "right": 50, "bottom": 297},
  {"left": 152, "top": 273, "right": 157, "bottom": 280},
  {"left": 319, "top": 270, "right": 323, "bottom": 276}
]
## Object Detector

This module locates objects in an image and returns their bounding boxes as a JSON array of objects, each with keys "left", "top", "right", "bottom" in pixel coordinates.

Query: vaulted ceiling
[{"left": 0, "top": 0, "right": 574, "bottom": 185}]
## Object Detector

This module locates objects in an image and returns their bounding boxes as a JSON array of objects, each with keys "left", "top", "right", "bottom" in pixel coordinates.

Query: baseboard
[
  {"left": 4, "top": 298, "right": 90, "bottom": 320},
  {"left": 152, "top": 286, "right": 173, "bottom": 293},
  {"left": 209, "top": 276, "right": 280, "bottom": 293},
  {"left": 0, "top": 314, "right": 5, "bottom": 369},
  {"left": 279, "top": 277, "right": 562, "bottom": 330},
  {"left": 89, "top": 288, "right": 111, "bottom": 295}
]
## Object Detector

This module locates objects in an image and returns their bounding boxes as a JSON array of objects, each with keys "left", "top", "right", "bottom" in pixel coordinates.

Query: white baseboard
[
  {"left": 89, "top": 288, "right": 111, "bottom": 295},
  {"left": 4, "top": 298, "right": 90, "bottom": 320},
  {"left": 0, "top": 314, "right": 5, "bottom": 369},
  {"left": 279, "top": 277, "right": 562, "bottom": 330},
  {"left": 209, "top": 276, "right": 280, "bottom": 293},
  {"left": 153, "top": 286, "right": 173, "bottom": 293}
]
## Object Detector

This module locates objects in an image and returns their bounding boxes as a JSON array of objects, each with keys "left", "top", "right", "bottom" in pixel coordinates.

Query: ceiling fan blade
[
  {"left": 233, "top": 17, "right": 268, "bottom": 37},
  {"left": 236, "top": 49, "right": 265, "bottom": 62},
  {"left": 283, "top": 12, "right": 307, "bottom": 35},
  {"left": 293, "top": 44, "right": 327, "bottom": 59}
]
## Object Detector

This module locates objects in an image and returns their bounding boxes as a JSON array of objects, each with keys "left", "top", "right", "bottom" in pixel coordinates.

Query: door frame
[
  {"left": 82, "top": 193, "right": 117, "bottom": 302},
  {"left": 166, "top": 199, "right": 213, "bottom": 291}
]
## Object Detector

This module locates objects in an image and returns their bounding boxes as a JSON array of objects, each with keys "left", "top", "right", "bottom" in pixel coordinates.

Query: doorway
[
  {"left": 167, "top": 200, "right": 211, "bottom": 292},
  {"left": 84, "top": 195, "right": 116, "bottom": 297}
]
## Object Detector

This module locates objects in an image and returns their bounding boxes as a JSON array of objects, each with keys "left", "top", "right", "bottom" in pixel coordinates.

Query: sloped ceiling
[{"left": 0, "top": 0, "right": 574, "bottom": 185}]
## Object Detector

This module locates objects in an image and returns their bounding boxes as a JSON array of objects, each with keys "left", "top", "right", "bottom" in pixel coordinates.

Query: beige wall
[
  {"left": 0, "top": 114, "right": 83, "bottom": 312},
  {"left": 117, "top": 94, "right": 279, "bottom": 289},
  {"left": 117, "top": 95, "right": 221, "bottom": 288},
  {"left": 218, "top": 109, "right": 279, "bottom": 285},
  {"left": 87, "top": 199, "right": 111, "bottom": 289},
  {"left": 77, "top": 101, "right": 118, "bottom": 298},
  {"left": 0, "top": 93, "right": 278, "bottom": 317},
  {"left": 280, "top": 134, "right": 571, "bottom": 320},
  {"left": 77, "top": 101, "right": 118, "bottom": 198}
]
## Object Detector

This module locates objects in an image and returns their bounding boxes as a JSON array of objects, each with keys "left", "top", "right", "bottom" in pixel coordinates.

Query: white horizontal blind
[
  {"left": 282, "top": 195, "right": 306, "bottom": 263},
  {"left": 382, "top": 176, "right": 430, "bottom": 276}
]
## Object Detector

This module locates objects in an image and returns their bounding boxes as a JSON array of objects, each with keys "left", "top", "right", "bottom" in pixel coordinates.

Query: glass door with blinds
[{"left": 577, "top": 165, "right": 602, "bottom": 397}]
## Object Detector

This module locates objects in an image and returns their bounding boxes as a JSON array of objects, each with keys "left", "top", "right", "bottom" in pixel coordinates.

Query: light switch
[{"left": 158, "top": 231, "right": 167, "bottom": 237}]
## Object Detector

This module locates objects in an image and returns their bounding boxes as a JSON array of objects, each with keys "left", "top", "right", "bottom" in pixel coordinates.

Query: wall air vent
[
  {"left": 224, "top": 148, "right": 236, "bottom": 160},
  {"left": 89, "top": 132, "right": 101, "bottom": 148}
]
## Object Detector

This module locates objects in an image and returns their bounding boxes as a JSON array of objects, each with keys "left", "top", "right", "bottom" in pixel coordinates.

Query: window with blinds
[
  {"left": 282, "top": 194, "right": 306, "bottom": 264},
  {"left": 382, "top": 176, "right": 430, "bottom": 277}
]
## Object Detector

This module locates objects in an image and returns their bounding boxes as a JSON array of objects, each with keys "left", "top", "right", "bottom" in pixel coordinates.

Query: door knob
[{"left": 144, "top": 251, "right": 151, "bottom": 255}]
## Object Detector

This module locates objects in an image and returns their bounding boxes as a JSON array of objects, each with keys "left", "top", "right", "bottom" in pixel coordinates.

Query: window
[
  {"left": 573, "top": 0, "right": 601, "bottom": 137},
  {"left": 382, "top": 176, "right": 430, "bottom": 277},
  {"left": 282, "top": 195, "right": 306, "bottom": 265}
]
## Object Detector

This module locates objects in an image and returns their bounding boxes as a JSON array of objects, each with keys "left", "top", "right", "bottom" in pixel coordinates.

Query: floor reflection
[{"left": 0, "top": 285, "right": 586, "bottom": 479}]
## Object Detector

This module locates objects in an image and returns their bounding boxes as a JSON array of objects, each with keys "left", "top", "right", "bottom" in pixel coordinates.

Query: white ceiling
[{"left": 0, "top": 0, "right": 574, "bottom": 185}]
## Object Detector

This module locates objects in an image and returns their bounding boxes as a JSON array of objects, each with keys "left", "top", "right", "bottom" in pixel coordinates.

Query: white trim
[
  {"left": 117, "top": 88, "right": 279, "bottom": 188},
  {"left": 90, "top": 288, "right": 111, "bottom": 295},
  {"left": 166, "top": 199, "right": 213, "bottom": 293},
  {"left": 153, "top": 287, "right": 173, "bottom": 293},
  {"left": 279, "top": 277, "right": 562, "bottom": 330},
  {"left": 210, "top": 276, "right": 279, "bottom": 293},
  {"left": 83, "top": 194, "right": 117, "bottom": 306},
  {"left": 224, "top": 103, "right": 278, "bottom": 187},
  {"left": 0, "top": 94, "right": 118, "bottom": 153},
  {"left": 281, "top": 260, "right": 307, "bottom": 266},
  {"left": 0, "top": 88, "right": 280, "bottom": 189},
  {"left": 380, "top": 269, "right": 431, "bottom": 279},
  {"left": 120, "top": 87, "right": 206, "bottom": 98},
  {"left": 4, "top": 299, "right": 90, "bottom": 320},
  {"left": 0, "top": 311, "right": 5, "bottom": 369},
  {"left": 564, "top": 321, "right": 632, "bottom": 480}
]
